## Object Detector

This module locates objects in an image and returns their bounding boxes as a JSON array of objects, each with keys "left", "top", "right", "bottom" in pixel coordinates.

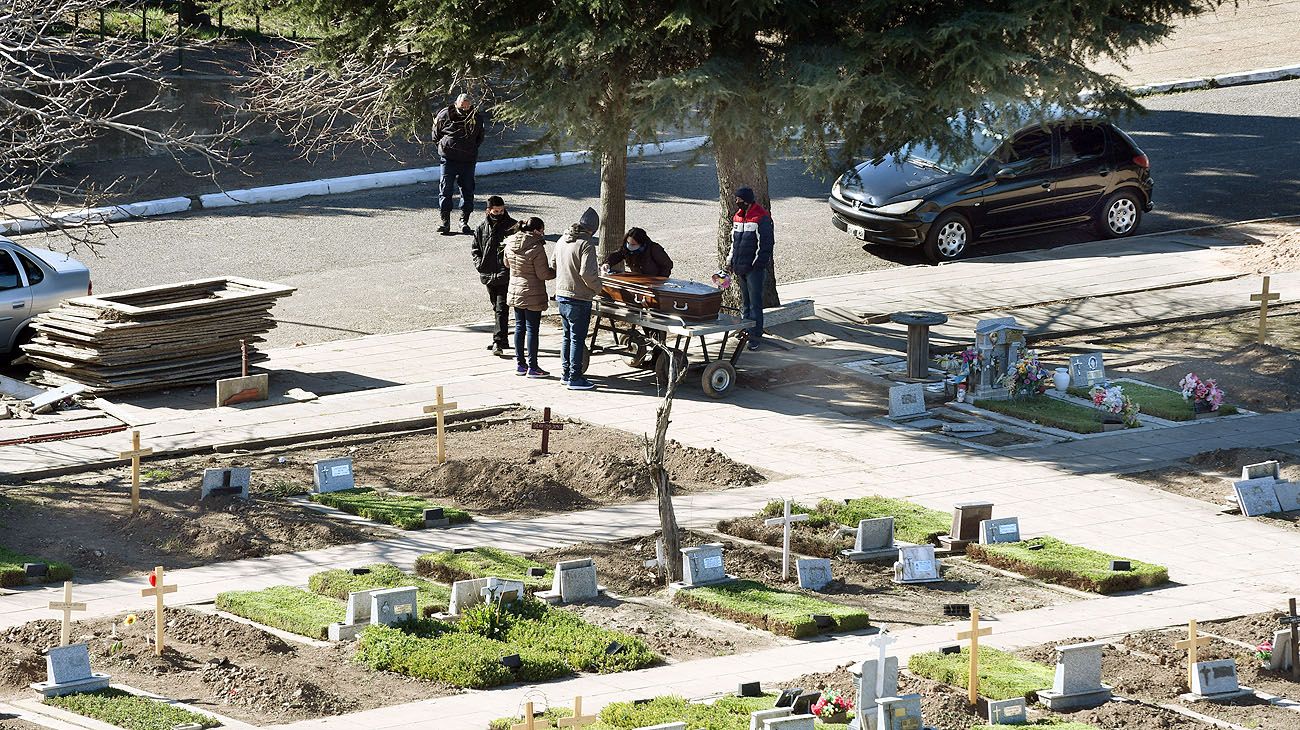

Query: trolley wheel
[
  {"left": 623, "top": 336, "right": 652, "bottom": 368},
  {"left": 700, "top": 361, "right": 737, "bottom": 398},
  {"left": 654, "top": 348, "right": 689, "bottom": 387}
]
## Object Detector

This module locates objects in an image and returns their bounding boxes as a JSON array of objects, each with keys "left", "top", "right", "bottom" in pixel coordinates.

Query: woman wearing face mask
[{"left": 601, "top": 227, "right": 674, "bottom": 277}]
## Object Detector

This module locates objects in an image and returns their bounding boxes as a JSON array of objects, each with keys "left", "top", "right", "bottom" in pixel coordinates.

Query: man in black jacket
[
  {"left": 434, "top": 94, "right": 486, "bottom": 235},
  {"left": 472, "top": 195, "right": 517, "bottom": 356}
]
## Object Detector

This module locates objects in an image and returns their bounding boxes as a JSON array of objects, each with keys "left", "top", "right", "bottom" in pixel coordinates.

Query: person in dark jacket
[
  {"left": 471, "top": 195, "right": 517, "bottom": 356},
  {"left": 434, "top": 94, "right": 486, "bottom": 235},
  {"left": 601, "top": 227, "right": 674, "bottom": 277},
  {"left": 726, "top": 187, "right": 774, "bottom": 350}
]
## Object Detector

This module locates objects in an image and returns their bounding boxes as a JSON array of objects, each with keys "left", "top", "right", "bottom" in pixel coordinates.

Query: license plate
[{"left": 846, "top": 223, "right": 867, "bottom": 241}]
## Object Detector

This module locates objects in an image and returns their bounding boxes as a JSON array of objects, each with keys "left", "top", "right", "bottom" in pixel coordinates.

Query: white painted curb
[
  {"left": 1131, "top": 62, "right": 1300, "bottom": 95},
  {"left": 3, "top": 136, "right": 709, "bottom": 234}
]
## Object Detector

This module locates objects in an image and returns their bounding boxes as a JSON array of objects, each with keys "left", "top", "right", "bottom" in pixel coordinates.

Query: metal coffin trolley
[{"left": 586, "top": 298, "right": 753, "bottom": 398}]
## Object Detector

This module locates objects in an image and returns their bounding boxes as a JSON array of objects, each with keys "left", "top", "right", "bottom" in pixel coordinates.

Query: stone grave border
[
  {"left": 193, "top": 601, "right": 333, "bottom": 649},
  {"left": 284, "top": 494, "right": 412, "bottom": 535},
  {"left": 13, "top": 682, "right": 253, "bottom": 730},
  {"left": 948, "top": 400, "right": 1161, "bottom": 442},
  {"left": 872, "top": 406, "right": 1064, "bottom": 454},
  {"left": 1040, "top": 377, "right": 1257, "bottom": 429}
]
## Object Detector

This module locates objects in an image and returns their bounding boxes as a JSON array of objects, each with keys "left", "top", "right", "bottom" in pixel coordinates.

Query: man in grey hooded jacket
[{"left": 553, "top": 207, "right": 601, "bottom": 390}]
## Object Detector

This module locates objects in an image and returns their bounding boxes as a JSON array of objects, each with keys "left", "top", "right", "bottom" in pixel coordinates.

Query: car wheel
[
  {"left": 922, "top": 213, "right": 971, "bottom": 263},
  {"left": 1096, "top": 190, "right": 1142, "bottom": 239}
]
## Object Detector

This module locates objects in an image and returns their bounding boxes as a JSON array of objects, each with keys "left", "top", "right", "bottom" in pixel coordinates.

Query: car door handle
[
  {"left": 11, "top": 302, "right": 24, "bottom": 309},
  {"left": 1040, "top": 182, "right": 1053, "bottom": 190}
]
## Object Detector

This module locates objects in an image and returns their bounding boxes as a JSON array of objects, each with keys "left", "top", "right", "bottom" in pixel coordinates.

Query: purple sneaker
[
  {"left": 527, "top": 367, "right": 550, "bottom": 379},
  {"left": 515, "top": 364, "right": 528, "bottom": 376}
]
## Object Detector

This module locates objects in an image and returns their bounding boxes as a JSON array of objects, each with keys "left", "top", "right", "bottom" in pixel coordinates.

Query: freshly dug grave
[
  {"left": 1016, "top": 629, "right": 1300, "bottom": 730},
  {"left": 1122, "top": 446, "right": 1300, "bottom": 528},
  {"left": 531, "top": 530, "right": 1083, "bottom": 628},
  {"left": 0, "top": 609, "right": 454, "bottom": 726},
  {"left": 1200, "top": 611, "right": 1300, "bottom": 699},
  {"left": 0, "top": 477, "right": 386, "bottom": 581}
]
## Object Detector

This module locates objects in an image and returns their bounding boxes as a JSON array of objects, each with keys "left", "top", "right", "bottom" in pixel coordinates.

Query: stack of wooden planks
[{"left": 23, "top": 277, "right": 296, "bottom": 394}]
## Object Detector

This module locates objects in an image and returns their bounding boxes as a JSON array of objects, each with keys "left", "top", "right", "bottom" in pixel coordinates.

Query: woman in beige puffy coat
[{"left": 505, "top": 217, "right": 556, "bottom": 377}]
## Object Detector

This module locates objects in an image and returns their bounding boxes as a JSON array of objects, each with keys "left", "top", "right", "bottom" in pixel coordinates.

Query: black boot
[{"left": 438, "top": 219, "right": 451, "bottom": 236}]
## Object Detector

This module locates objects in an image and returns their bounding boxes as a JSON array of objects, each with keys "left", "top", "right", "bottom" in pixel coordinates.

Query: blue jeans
[
  {"left": 738, "top": 269, "right": 766, "bottom": 341},
  {"left": 513, "top": 308, "right": 542, "bottom": 369},
  {"left": 438, "top": 159, "right": 476, "bottom": 222},
  {"left": 556, "top": 297, "right": 592, "bottom": 381}
]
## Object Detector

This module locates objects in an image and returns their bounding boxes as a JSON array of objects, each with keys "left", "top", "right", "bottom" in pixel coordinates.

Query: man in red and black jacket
[{"left": 727, "top": 187, "right": 774, "bottom": 350}]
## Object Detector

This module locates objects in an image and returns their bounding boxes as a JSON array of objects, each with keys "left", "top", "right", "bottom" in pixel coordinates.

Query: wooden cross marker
[
  {"left": 763, "top": 497, "right": 809, "bottom": 581},
  {"left": 118, "top": 430, "right": 153, "bottom": 514},
  {"left": 1174, "top": 619, "right": 1213, "bottom": 689},
  {"left": 1281, "top": 598, "right": 1300, "bottom": 680},
  {"left": 869, "top": 625, "right": 899, "bottom": 697},
  {"left": 511, "top": 702, "right": 553, "bottom": 730},
  {"left": 956, "top": 607, "right": 993, "bottom": 705},
  {"left": 556, "top": 696, "right": 598, "bottom": 729},
  {"left": 422, "top": 386, "right": 458, "bottom": 465},
  {"left": 48, "top": 581, "right": 86, "bottom": 647},
  {"left": 532, "top": 407, "right": 565, "bottom": 455},
  {"left": 1251, "top": 275, "right": 1282, "bottom": 344},
  {"left": 140, "top": 566, "right": 177, "bottom": 656}
]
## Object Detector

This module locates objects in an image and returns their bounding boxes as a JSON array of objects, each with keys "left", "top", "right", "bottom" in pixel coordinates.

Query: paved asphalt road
[{"left": 15, "top": 80, "right": 1300, "bottom": 348}]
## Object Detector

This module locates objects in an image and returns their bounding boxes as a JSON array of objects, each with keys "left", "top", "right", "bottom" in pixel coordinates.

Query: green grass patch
[
  {"left": 310, "top": 487, "right": 470, "bottom": 530},
  {"left": 215, "top": 585, "right": 343, "bottom": 639},
  {"left": 672, "top": 579, "right": 870, "bottom": 638},
  {"left": 355, "top": 599, "right": 657, "bottom": 688},
  {"left": 975, "top": 395, "right": 1124, "bottom": 434},
  {"left": 141, "top": 468, "right": 175, "bottom": 482},
  {"left": 1068, "top": 383, "right": 1238, "bottom": 421},
  {"left": 909, "top": 646, "right": 1054, "bottom": 701},
  {"left": 489, "top": 694, "right": 853, "bottom": 730},
  {"left": 308, "top": 563, "right": 452, "bottom": 616},
  {"left": 414, "top": 547, "right": 550, "bottom": 589},
  {"left": 45, "top": 688, "right": 219, "bottom": 730},
  {"left": 723, "top": 496, "right": 949, "bottom": 557},
  {"left": 968, "top": 536, "right": 1168, "bottom": 594},
  {"left": 0, "top": 546, "right": 73, "bottom": 588}
]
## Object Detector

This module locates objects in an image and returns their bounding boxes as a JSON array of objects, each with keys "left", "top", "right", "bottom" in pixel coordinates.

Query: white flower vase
[{"left": 1053, "top": 367, "right": 1071, "bottom": 392}]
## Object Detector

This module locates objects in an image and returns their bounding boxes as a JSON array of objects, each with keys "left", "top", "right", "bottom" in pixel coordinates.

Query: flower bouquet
[
  {"left": 811, "top": 688, "right": 853, "bottom": 723},
  {"left": 1090, "top": 384, "right": 1141, "bottom": 428},
  {"left": 998, "top": 350, "right": 1049, "bottom": 399},
  {"left": 1179, "top": 372, "right": 1225, "bottom": 414},
  {"left": 1256, "top": 640, "right": 1273, "bottom": 666}
]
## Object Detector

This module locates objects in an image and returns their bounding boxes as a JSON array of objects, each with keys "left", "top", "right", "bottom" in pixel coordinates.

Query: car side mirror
[{"left": 995, "top": 167, "right": 1018, "bottom": 181}]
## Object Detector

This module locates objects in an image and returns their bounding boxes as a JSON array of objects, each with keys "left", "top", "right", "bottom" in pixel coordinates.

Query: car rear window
[
  {"left": 15, "top": 251, "right": 44, "bottom": 286},
  {"left": 1059, "top": 125, "right": 1107, "bottom": 164},
  {"left": 0, "top": 252, "right": 22, "bottom": 291}
]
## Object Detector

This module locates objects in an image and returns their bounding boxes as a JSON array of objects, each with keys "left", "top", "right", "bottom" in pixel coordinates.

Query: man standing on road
[
  {"left": 728, "top": 187, "right": 774, "bottom": 350},
  {"left": 434, "top": 93, "right": 485, "bottom": 236},
  {"left": 472, "top": 195, "right": 517, "bottom": 356},
  {"left": 554, "top": 207, "right": 601, "bottom": 390}
]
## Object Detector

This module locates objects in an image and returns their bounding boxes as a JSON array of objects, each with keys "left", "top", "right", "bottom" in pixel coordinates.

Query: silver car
[{"left": 0, "top": 237, "right": 92, "bottom": 355}]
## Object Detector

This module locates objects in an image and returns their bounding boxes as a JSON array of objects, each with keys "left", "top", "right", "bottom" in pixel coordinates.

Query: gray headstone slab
[
  {"left": 896, "top": 545, "right": 940, "bottom": 583},
  {"left": 345, "top": 589, "right": 378, "bottom": 625},
  {"left": 480, "top": 577, "right": 525, "bottom": 603},
  {"left": 1269, "top": 629, "right": 1293, "bottom": 671},
  {"left": 1274, "top": 481, "right": 1300, "bottom": 512},
  {"left": 851, "top": 656, "right": 899, "bottom": 730},
  {"left": 370, "top": 586, "right": 418, "bottom": 626},
  {"left": 200, "top": 467, "right": 251, "bottom": 499},
  {"left": 764, "top": 716, "right": 816, "bottom": 730},
  {"left": 1191, "top": 658, "right": 1241, "bottom": 696},
  {"left": 449, "top": 577, "right": 492, "bottom": 615},
  {"left": 557, "top": 563, "right": 600, "bottom": 603},
  {"left": 875, "top": 694, "right": 924, "bottom": 730},
  {"left": 636, "top": 724, "right": 687, "bottom": 730},
  {"left": 796, "top": 558, "right": 833, "bottom": 591},
  {"left": 1234, "top": 477, "right": 1283, "bottom": 517},
  {"left": 1242, "top": 461, "right": 1281, "bottom": 481},
  {"left": 979, "top": 517, "right": 1021, "bottom": 545},
  {"left": 1053, "top": 640, "right": 1107, "bottom": 695},
  {"left": 1068, "top": 352, "right": 1107, "bottom": 388},
  {"left": 749, "top": 708, "right": 792, "bottom": 730},
  {"left": 681, "top": 543, "right": 728, "bottom": 586},
  {"left": 856, "top": 517, "right": 895, "bottom": 552},
  {"left": 313, "top": 457, "right": 356, "bottom": 493},
  {"left": 951, "top": 502, "right": 993, "bottom": 541},
  {"left": 45, "top": 643, "right": 93, "bottom": 684},
  {"left": 986, "top": 697, "right": 1027, "bottom": 724},
  {"left": 888, "top": 383, "right": 928, "bottom": 420}
]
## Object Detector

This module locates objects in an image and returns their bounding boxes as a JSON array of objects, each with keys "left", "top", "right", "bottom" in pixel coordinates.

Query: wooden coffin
[{"left": 601, "top": 274, "right": 723, "bottom": 322}]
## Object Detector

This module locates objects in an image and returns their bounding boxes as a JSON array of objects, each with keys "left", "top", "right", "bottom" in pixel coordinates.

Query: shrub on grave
[
  {"left": 45, "top": 688, "right": 219, "bottom": 730},
  {"left": 215, "top": 585, "right": 343, "bottom": 640},
  {"left": 308, "top": 563, "right": 452, "bottom": 616},
  {"left": 356, "top": 626, "right": 515, "bottom": 688},
  {"left": 413, "top": 546, "right": 550, "bottom": 589},
  {"left": 966, "top": 537, "right": 1168, "bottom": 594},
  {"left": 718, "top": 496, "right": 949, "bottom": 557},
  {"left": 909, "top": 646, "right": 1054, "bottom": 701},
  {"left": 595, "top": 694, "right": 779, "bottom": 729},
  {"left": 0, "top": 547, "right": 74, "bottom": 588},
  {"left": 310, "top": 487, "right": 470, "bottom": 529},
  {"left": 672, "top": 580, "right": 871, "bottom": 638}
]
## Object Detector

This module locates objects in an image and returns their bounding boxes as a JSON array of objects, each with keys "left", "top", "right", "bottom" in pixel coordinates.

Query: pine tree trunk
[
  {"left": 648, "top": 348, "right": 683, "bottom": 582},
  {"left": 712, "top": 125, "right": 781, "bottom": 309},
  {"left": 599, "top": 143, "right": 627, "bottom": 260}
]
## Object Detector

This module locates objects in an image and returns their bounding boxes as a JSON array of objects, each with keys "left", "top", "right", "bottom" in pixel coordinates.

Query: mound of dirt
[
  {"left": 1124, "top": 447, "right": 1300, "bottom": 522},
  {"left": 1134, "top": 343, "right": 1300, "bottom": 411},
  {"left": 1241, "top": 227, "right": 1300, "bottom": 274}
]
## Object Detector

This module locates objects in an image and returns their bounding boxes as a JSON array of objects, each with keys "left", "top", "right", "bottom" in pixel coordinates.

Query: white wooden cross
[
  {"left": 422, "top": 386, "right": 458, "bottom": 465},
  {"left": 1175, "top": 619, "right": 1213, "bottom": 689},
  {"left": 956, "top": 607, "right": 992, "bottom": 705},
  {"left": 511, "top": 702, "right": 553, "bottom": 730},
  {"left": 118, "top": 430, "right": 153, "bottom": 514},
  {"left": 49, "top": 581, "right": 86, "bottom": 647},
  {"left": 1252, "top": 275, "right": 1282, "bottom": 344},
  {"left": 869, "top": 625, "right": 899, "bottom": 697},
  {"left": 764, "top": 498, "right": 809, "bottom": 581},
  {"left": 556, "top": 696, "right": 598, "bottom": 729},
  {"left": 642, "top": 537, "right": 667, "bottom": 577},
  {"left": 140, "top": 565, "right": 177, "bottom": 656}
]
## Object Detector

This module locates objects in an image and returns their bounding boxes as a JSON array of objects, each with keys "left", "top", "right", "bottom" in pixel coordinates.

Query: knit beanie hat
[{"left": 735, "top": 187, "right": 756, "bottom": 204}]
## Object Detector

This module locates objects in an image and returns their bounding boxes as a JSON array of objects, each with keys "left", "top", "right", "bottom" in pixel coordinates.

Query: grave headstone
[
  {"left": 790, "top": 691, "right": 820, "bottom": 716},
  {"left": 1268, "top": 628, "right": 1293, "bottom": 671},
  {"left": 876, "top": 694, "right": 930, "bottom": 730},
  {"left": 448, "top": 577, "right": 493, "bottom": 615},
  {"left": 1189, "top": 658, "right": 1252, "bottom": 700},
  {"left": 370, "top": 587, "right": 418, "bottom": 627},
  {"left": 971, "top": 318, "right": 1026, "bottom": 400},
  {"left": 1037, "top": 640, "right": 1113, "bottom": 710},
  {"left": 540, "top": 558, "right": 601, "bottom": 603},
  {"left": 679, "top": 544, "right": 733, "bottom": 587},
  {"left": 200, "top": 467, "right": 251, "bottom": 500},
  {"left": 978, "top": 517, "right": 1021, "bottom": 545},
  {"left": 849, "top": 656, "right": 899, "bottom": 730},
  {"left": 1274, "top": 481, "right": 1300, "bottom": 512},
  {"left": 843, "top": 517, "right": 898, "bottom": 562},
  {"left": 328, "top": 589, "right": 380, "bottom": 641},
  {"left": 1242, "top": 461, "right": 1281, "bottom": 480},
  {"left": 796, "top": 558, "right": 833, "bottom": 591},
  {"left": 765, "top": 716, "right": 816, "bottom": 730},
  {"left": 939, "top": 501, "right": 993, "bottom": 551},
  {"left": 29, "top": 643, "right": 111, "bottom": 698},
  {"left": 423, "top": 508, "right": 449, "bottom": 528},
  {"left": 1233, "top": 477, "right": 1283, "bottom": 517},
  {"left": 749, "top": 708, "right": 791, "bottom": 730},
  {"left": 480, "top": 577, "right": 525, "bottom": 605},
  {"left": 985, "top": 697, "right": 1027, "bottom": 725},
  {"left": 892, "top": 545, "right": 941, "bottom": 584},
  {"left": 313, "top": 457, "right": 356, "bottom": 493},
  {"left": 888, "top": 383, "right": 929, "bottom": 421},
  {"left": 1068, "top": 352, "right": 1107, "bottom": 388}
]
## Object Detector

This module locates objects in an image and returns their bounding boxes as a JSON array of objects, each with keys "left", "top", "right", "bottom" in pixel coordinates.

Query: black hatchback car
[{"left": 829, "top": 117, "right": 1153, "bottom": 262}]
